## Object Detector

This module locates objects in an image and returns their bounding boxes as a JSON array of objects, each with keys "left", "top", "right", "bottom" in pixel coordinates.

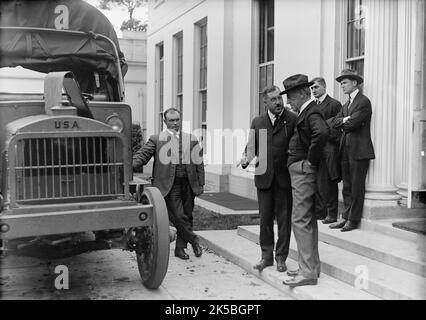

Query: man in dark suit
[
  {"left": 239, "top": 85, "right": 297, "bottom": 273},
  {"left": 133, "top": 108, "right": 205, "bottom": 259},
  {"left": 329, "top": 69, "right": 375, "bottom": 232},
  {"left": 280, "top": 74, "right": 329, "bottom": 287},
  {"left": 310, "top": 77, "right": 342, "bottom": 224}
]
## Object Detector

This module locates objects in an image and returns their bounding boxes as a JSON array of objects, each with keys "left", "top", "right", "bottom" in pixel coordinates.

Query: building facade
[{"left": 146, "top": 0, "right": 425, "bottom": 214}]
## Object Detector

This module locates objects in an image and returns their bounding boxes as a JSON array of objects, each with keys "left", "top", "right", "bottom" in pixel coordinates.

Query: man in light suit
[
  {"left": 310, "top": 77, "right": 342, "bottom": 224},
  {"left": 280, "top": 74, "right": 329, "bottom": 287},
  {"left": 330, "top": 69, "right": 375, "bottom": 232},
  {"left": 239, "top": 85, "right": 297, "bottom": 273},
  {"left": 133, "top": 108, "right": 205, "bottom": 259}
]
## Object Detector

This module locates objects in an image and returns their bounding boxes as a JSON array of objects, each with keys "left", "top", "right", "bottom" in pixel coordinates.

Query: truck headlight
[{"left": 106, "top": 114, "right": 124, "bottom": 133}]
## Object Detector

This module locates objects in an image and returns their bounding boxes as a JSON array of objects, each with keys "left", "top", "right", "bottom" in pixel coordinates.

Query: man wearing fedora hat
[
  {"left": 280, "top": 74, "right": 329, "bottom": 287},
  {"left": 329, "top": 69, "right": 375, "bottom": 232}
]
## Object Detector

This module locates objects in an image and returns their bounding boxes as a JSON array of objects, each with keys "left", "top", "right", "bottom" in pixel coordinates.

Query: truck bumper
[{"left": 0, "top": 200, "right": 153, "bottom": 240}]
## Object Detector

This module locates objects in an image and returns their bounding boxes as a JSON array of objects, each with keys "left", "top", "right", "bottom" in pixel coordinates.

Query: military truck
[{"left": 0, "top": 0, "right": 170, "bottom": 289}]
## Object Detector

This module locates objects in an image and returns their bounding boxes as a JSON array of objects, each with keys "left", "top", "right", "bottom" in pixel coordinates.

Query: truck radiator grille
[{"left": 13, "top": 137, "right": 125, "bottom": 203}]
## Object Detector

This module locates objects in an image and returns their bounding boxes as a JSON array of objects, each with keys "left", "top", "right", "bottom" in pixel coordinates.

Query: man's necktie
[
  {"left": 316, "top": 99, "right": 320, "bottom": 104},
  {"left": 273, "top": 115, "right": 280, "bottom": 127}
]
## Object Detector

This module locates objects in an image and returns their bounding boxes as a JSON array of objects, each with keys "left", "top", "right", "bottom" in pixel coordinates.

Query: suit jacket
[
  {"left": 133, "top": 131, "right": 205, "bottom": 197},
  {"left": 287, "top": 101, "right": 330, "bottom": 167},
  {"left": 245, "top": 109, "right": 297, "bottom": 190},
  {"left": 319, "top": 95, "right": 342, "bottom": 181},
  {"left": 331, "top": 92, "right": 375, "bottom": 160}
]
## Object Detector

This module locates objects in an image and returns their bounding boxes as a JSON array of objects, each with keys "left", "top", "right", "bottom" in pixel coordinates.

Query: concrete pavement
[{"left": 0, "top": 243, "right": 294, "bottom": 300}]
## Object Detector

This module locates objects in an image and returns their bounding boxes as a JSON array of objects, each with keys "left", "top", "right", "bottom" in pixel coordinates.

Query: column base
[
  {"left": 361, "top": 199, "right": 405, "bottom": 220},
  {"left": 361, "top": 185, "right": 404, "bottom": 219},
  {"left": 365, "top": 184, "right": 401, "bottom": 201},
  {"left": 396, "top": 183, "right": 409, "bottom": 198}
]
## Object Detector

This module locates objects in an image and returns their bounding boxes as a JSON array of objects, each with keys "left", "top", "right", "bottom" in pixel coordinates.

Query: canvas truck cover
[{"left": 0, "top": 0, "right": 128, "bottom": 80}]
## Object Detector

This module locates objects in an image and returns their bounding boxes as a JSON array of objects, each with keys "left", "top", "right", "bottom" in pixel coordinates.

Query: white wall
[
  {"left": 0, "top": 67, "right": 44, "bottom": 93},
  {"left": 147, "top": 0, "right": 218, "bottom": 137},
  {"left": 274, "top": 0, "right": 322, "bottom": 86},
  {"left": 120, "top": 31, "right": 147, "bottom": 129},
  {"left": 147, "top": 0, "right": 231, "bottom": 177}
]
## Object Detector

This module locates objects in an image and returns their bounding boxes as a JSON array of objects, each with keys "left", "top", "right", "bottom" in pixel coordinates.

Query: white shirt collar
[
  {"left": 300, "top": 99, "right": 314, "bottom": 115},
  {"left": 267, "top": 109, "right": 284, "bottom": 122},
  {"left": 317, "top": 93, "right": 328, "bottom": 103},
  {"left": 349, "top": 89, "right": 359, "bottom": 102},
  {"left": 166, "top": 129, "right": 180, "bottom": 138}
]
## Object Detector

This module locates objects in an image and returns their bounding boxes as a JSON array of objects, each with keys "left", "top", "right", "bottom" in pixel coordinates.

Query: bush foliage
[{"left": 132, "top": 123, "right": 144, "bottom": 172}]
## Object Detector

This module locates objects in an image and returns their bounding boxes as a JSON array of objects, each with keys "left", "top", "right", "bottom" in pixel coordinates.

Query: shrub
[{"left": 132, "top": 123, "right": 144, "bottom": 173}]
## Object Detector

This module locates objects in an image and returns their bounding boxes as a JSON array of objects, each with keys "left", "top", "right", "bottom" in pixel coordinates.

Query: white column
[
  {"left": 363, "top": 0, "right": 401, "bottom": 202},
  {"left": 395, "top": 0, "right": 416, "bottom": 199}
]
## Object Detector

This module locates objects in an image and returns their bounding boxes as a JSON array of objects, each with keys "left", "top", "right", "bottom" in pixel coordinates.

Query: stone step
[
  {"left": 238, "top": 225, "right": 426, "bottom": 300},
  {"left": 361, "top": 203, "right": 426, "bottom": 220},
  {"left": 196, "top": 230, "right": 378, "bottom": 300},
  {"left": 317, "top": 222, "right": 426, "bottom": 277},
  {"left": 360, "top": 218, "right": 426, "bottom": 243}
]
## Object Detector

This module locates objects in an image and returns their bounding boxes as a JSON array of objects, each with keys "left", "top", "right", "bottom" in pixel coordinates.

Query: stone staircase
[{"left": 196, "top": 218, "right": 426, "bottom": 300}]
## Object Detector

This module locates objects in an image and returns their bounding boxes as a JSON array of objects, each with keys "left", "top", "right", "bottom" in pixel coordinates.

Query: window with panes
[{"left": 258, "top": 0, "right": 274, "bottom": 114}]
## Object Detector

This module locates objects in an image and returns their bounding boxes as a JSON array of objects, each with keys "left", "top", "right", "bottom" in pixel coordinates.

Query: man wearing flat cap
[
  {"left": 281, "top": 74, "right": 329, "bottom": 287},
  {"left": 329, "top": 69, "right": 375, "bottom": 232}
]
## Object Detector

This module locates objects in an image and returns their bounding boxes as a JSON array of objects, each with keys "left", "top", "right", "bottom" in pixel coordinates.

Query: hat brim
[
  {"left": 280, "top": 81, "right": 314, "bottom": 95},
  {"left": 336, "top": 74, "right": 364, "bottom": 84}
]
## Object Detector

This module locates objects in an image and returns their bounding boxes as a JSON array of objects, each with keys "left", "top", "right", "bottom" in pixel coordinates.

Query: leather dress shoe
[
  {"left": 283, "top": 275, "right": 318, "bottom": 287},
  {"left": 174, "top": 248, "right": 189, "bottom": 260},
  {"left": 286, "top": 270, "right": 321, "bottom": 278},
  {"left": 341, "top": 220, "right": 358, "bottom": 232},
  {"left": 276, "top": 258, "right": 287, "bottom": 273},
  {"left": 286, "top": 269, "right": 299, "bottom": 277},
  {"left": 322, "top": 216, "right": 337, "bottom": 224},
  {"left": 253, "top": 259, "right": 273, "bottom": 271},
  {"left": 315, "top": 208, "right": 327, "bottom": 221},
  {"left": 192, "top": 242, "right": 203, "bottom": 257},
  {"left": 329, "top": 219, "right": 347, "bottom": 229}
]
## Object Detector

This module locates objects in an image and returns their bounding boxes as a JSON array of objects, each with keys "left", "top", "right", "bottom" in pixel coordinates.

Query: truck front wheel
[{"left": 136, "top": 187, "right": 170, "bottom": 289}]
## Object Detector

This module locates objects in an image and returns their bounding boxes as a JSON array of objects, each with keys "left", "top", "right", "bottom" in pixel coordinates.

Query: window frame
[
  {"left": 173, "top": 31, "right": 184, "bottom": 112},
  {"left": 199, "top": 21, "right": 208, "bottom": 152},
  {"left": 258, "top": 0, "right": 275, "bottom": 115},
  {"left": 345, "top": 0, "right": 365, "bottom": 76},
  {"left": 194, "top": 18, "right": 208, "bottom": 152},
  {"left": 156, "top": 42, "right": 165, "bottom": 132}
]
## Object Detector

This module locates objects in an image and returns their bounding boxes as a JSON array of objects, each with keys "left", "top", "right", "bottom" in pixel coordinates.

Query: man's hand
[
  {"left": 342, "top": 116, "right": 351, "bottom": 124},
  {"left": 306, "top": 160, "right": 316, "bottom": 167},
  {"left": 237, "top": 157, "right": 250, "bottom": 169},
  {"left": 196, "top": 186, "right": 204, "bottom": 196}
]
